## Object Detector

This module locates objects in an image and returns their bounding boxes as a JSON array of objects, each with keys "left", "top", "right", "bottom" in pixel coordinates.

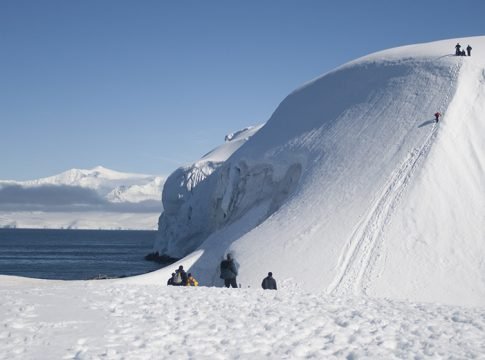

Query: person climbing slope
[{"left": 434, "top": 112, "right": 441, "bottom": 123}]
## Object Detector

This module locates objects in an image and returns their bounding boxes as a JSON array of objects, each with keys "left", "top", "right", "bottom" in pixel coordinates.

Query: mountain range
[{"left": 0, "top": 166, "right": 165, "bottom": 229}]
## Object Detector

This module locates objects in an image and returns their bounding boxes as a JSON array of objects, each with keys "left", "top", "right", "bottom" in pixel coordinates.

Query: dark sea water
[{"left": 0, "top": 229, "right": 165, "bottom": 280}]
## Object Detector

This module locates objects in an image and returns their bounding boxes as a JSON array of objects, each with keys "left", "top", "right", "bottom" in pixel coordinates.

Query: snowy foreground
[{"left": 1, "top": 277, "right": 484, "bottom": 360}]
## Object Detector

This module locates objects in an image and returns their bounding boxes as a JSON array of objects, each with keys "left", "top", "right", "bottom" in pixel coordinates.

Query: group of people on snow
[
  {"left": 455, "top": 43, "right": 472, "bottom": 56},
  {"left": 166, "top": 253, "right": 277, "bottom": 290},
  {"left": 167, "top": 265, "right": 199, "bottom": 286},
  {"left": 433, "top": 42, "right": 475, "bottom": 124}
]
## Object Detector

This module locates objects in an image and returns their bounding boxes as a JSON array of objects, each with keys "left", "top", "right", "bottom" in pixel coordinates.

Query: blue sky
[{"left": 1, "top": 0, "right": 483, "bottom": 180}]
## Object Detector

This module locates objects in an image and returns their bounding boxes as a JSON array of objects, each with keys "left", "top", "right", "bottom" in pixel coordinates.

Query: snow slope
[
  {"left": 0, "top": 166, "right": 164, "bottom": 229},
  {"left": 154, "top": 37, "right": 485, "bottom": 306}
]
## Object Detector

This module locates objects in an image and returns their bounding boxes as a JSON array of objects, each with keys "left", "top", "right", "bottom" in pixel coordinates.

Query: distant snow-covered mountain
[
  {"left": 0, "top": 166, "right": 165, "bottom": 230},
  {"left": 1, "top": 166, "right": 163, "bottom": 201},
  {"left": 0, "top": 166, "right": 164, "bottom": 204}
]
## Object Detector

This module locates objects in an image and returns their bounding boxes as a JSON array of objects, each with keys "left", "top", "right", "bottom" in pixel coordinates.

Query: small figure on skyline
[
  {"left": 261, "top": 272, "right": 277, "bottom": 290},
  {"left": 466, "top": 45, "right": 472, "bottom": 56},
  {"left": 455, "top": 43, "right": 461, "bottom": 56},
  {"left": 434, "top": 112, "right": 441, "bottom": 123},
  {"left": 220, "top": 253, "right": 238, "bottom": 288}
]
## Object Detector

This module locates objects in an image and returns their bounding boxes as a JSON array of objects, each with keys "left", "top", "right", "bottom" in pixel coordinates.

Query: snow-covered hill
[
  {"left": 0, "top": 166, "right": 165, "bottom": 229},
  {"left": 2, "top": 37, "right": 485, "bottom": 359},
  {"left": 153, "top": 37, "right": 485, "bottom": 306}
]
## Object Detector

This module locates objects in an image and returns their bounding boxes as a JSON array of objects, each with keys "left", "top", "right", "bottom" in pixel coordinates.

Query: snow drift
[{"left": 154, "top": 37, "right": 485, "bottom": 306}]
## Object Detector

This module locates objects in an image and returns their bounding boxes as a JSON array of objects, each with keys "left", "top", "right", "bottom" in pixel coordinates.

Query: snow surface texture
[
  {"left": 0, "top": 166, "right": 164, "bottom": 230},
  {"left": 1, "top": 277, "right": 484, "bottom": 359},
  {"left": 154, "top": 37, "right": 485, "bottom": 306}
]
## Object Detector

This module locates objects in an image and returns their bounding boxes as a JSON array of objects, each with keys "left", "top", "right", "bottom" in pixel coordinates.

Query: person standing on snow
[
  {"left": 466, "top": 45, "right": 472, "bottom": 56},
  {"left": 455, "top": 43, "right": 461, "bottom": 56},
  {"left": 220, "top": 254, "right": 238, "bottom": 288},
  {"left": 261, "top": 272, "right": 277, "bottom": 290},
  {"left": 434, "top": 112, "right": 441, "bottom": 123}
]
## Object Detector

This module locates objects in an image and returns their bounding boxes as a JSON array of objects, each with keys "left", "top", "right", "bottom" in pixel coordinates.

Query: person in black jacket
[
  {"left": 261, "top": 272, "right": 277, "bottom": 290},
  {"left": 466, "top": 45, "right": 472, "bottom": 56},
  {"left": 455, "top": 43, "right": 461, "bottom": 56},
  {"left": 167, "top": 272, "right": 176, "bottom": 286},
  {"left": 172, "top": 265, "right": 188, "bottom": 286},
  {"left": 220, "top": 254, "right": 238, "bottom": 288}
]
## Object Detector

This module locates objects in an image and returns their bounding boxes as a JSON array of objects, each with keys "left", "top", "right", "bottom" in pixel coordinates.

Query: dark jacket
[
  {"left": 220, "top": 259, "right": 238, "bottom": 280},
  {"left": 455, "top": 43, "right": 461, "bottom": 53},
  {"left": 261, "top": 276, "right": 277, "bottom": 290},
  {"left": 173, "top": 269, "right": 188, "bottom": 285}
]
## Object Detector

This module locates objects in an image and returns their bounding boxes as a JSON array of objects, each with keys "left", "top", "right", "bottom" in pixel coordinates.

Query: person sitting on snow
[
  {"left": 261, "top": 272, "right": 277, "bottom": 290},
  {"left": 172, "top": 265, "right": 188, "bottom": 286},
  {"left": 167, "top": 273, "right": 176, "bottom": 286},
  {"left": 186, "top": 273, "right": 199, "bottom": 286}
]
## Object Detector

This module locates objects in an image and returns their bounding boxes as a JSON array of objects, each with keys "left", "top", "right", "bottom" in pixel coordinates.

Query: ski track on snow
[{"left": 328, "top": 62, "right": 462, "bottom": 296}]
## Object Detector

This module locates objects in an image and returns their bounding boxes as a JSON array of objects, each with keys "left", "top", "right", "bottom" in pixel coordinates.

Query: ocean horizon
[{"left": 0, "top": 228, "right": 166, "bottom": 280}]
